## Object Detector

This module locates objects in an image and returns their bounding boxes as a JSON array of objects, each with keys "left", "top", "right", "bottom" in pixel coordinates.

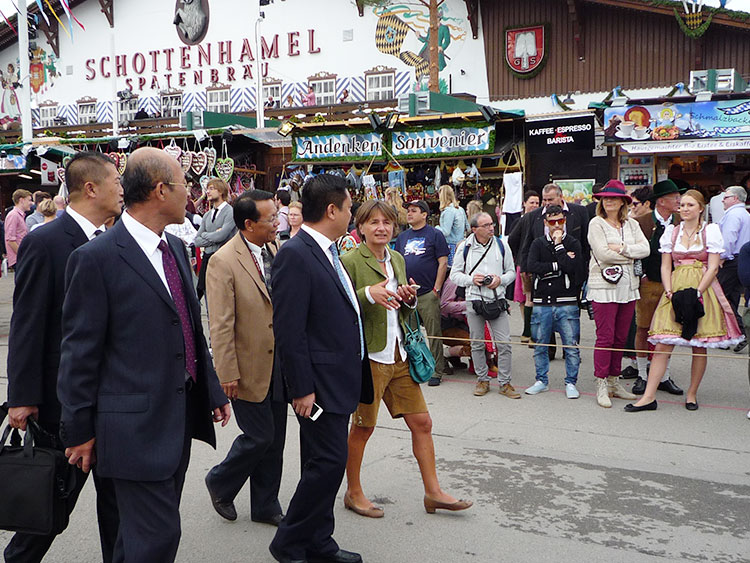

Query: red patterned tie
[{"left": 158, "top": 240, "right": 197, "bottom": 382}]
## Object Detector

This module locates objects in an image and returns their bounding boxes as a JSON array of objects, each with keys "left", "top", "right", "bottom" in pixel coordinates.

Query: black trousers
[
  {"left": 110, "top": 383, "right": 195, "bottom": 563},
  {"left": 718, "top": 259, "right": 745, "bottom": 333},
  {"left": 3, "top": 424, "right": 119, "bottom": 563},
  {"left": 196, "top": 252, "right": 214, "bottom": 300},
  {"left": 270, "top": 412, "right": 349, "bottom": 561},
  {"left": 206, "top": 394, "right": 287, "bottom": 519}
]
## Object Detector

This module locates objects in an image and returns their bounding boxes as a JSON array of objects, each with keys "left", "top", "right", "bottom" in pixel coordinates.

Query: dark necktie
[
  {"left": 212, "top": 208, "right": 218, "bottom": 222},
  {"left": 93, "top": 229, "right": 103, "bottom": 238},
  {"left": 158, "top": 240, "right": 197, "bottom": 382},
  {"left": 260, "top": 246, "right": 273, "bottom": 295}
]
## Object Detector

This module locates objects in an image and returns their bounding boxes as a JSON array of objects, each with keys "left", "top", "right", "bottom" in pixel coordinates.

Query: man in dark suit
[
  {"left": 57, "top": 147, "right": 231, "bottom": 563},
  {"left": 5, "top": 152, "right": 122, "bottom": 563},
  {"left": 204, "top": 190, "right": 287, "bottom": 526},
  {"left": 270, "top": 175, "right": 373, "bottom": 563},
  {"left": 519, "top": 183, "right": 591, "bottom": 272}
]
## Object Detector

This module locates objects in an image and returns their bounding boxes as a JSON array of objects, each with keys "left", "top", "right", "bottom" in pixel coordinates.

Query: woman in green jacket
[{"left": 341, "top": 200, "right": 472, "bottom": 518}]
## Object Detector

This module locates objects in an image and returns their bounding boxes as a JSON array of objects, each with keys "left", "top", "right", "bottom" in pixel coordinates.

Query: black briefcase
[{"left": 0, "top": 410, "right": 77, "bottom": 535}]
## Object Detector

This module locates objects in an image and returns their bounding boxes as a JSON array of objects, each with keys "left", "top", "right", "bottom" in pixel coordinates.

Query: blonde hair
[
  {"left": 596, "top": 198, "right": 629, "bottom": 224},
  {"left": 466, "top": 200, "right": 483, "bottom": 222},
  {"left": 384, "top": 187, "right": 408, "bottom": 225},
  {"left": 288, "top": 201, "right": 302, "bottom": 211},
  {"left": 37, "top": 198, "right": 57, "bottom": 217},
  {"left": 683, "top": 189, "right": 706, "bottom": 209},
  {"left": 438, "top": 184, "right": 459, "bottom": 211},
  {"left": 206, "top": 178, "right": 230, "bottom": 201}
]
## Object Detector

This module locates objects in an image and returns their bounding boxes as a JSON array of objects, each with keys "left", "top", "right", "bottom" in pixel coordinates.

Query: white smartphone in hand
[
  {"left": 309, "top": 402, "right": 324, "bottom": 421},
  {"left": 409, "top": 284, "right": 421, "bottom": 290}
]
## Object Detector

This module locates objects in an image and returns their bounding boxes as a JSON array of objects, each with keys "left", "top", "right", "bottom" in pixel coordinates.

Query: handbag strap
[
  {"left": 462, "top": 238, "right": 494, "bottom": 277},
  {"left": 405, "top": 309, "right": 423, "bottom": 337}
]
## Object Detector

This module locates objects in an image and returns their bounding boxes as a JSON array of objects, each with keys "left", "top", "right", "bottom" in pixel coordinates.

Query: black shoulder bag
[{"left": 0, "top": 407, "right": 77, "bottom": 535}]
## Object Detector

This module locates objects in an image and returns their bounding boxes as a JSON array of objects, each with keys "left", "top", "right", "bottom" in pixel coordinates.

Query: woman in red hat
[{"left": 587, "top": 180, "right": 650, "bottom": 408}]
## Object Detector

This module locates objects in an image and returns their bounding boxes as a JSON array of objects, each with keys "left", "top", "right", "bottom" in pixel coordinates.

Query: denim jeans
[{"left": 531, "top": 305, "right": 581, "bottom": 385}]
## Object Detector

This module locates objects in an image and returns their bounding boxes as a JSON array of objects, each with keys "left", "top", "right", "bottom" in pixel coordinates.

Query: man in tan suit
[{"left": 204, "top": 189, "right": 287, "bottom": 526}]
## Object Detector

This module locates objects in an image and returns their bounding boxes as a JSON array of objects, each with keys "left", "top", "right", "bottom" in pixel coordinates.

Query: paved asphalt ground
[{"left": 1, "top": 272, "right": 749, "bottom": 563}]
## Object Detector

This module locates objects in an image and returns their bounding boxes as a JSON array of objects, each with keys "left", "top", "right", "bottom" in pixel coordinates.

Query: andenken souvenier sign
[
  {"left": 525, "top": 115, "right": 595, "bottom": 153},
  {"left": 293, "top": 132, "right": 383, "bottom": 161},
  {"left": 391, "top": 125, "right": 494, "bottom": 158}
]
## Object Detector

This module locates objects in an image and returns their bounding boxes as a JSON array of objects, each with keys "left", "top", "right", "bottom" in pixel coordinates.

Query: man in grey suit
[{"left": 194, "top": 178, "right": 236, "bottom": 299}]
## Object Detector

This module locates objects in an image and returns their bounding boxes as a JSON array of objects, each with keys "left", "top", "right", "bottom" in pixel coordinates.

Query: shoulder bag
[
  {"left": 471, "top": 288, "right": 510, "bottom": 321},
  {"left": 0, "top": 409, "right": 77, "bottom": 536},
  {"left": 402, "top": 310, "right": 436, "bottom": 384}
]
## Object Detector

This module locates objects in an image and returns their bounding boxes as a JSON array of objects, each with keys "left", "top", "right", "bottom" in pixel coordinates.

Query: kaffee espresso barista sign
[{"left": 525, "top": 115, "right": 595, "bottom": 153}]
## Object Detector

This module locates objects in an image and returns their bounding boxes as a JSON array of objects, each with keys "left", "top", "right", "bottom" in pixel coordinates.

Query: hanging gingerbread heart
[
  {"left": 215, "top": 157, "right": 235, "bottom": 183},
  {"left": 190, "top": 151, "right": 207, "bottom": 176},
  {"left": 199, "top": 175, "right": 211, "bottom": 193},
  {"left": 116, "top": 153, "right": 128, "bottom": 175},
  {"left": 106, "top": 152, "right": 120, "bottom": 169},
  {"left": 56, "top": 167, "right": 66, "bottom": 185},
  {"left": 203, "top": 147, "right": 217, "bottom": 176},
  {"left": 163, "top": 143, "right": 183, "bottom": 161},
  {"left": 179, "top": 151, "right": 193, "bottom": 173}
]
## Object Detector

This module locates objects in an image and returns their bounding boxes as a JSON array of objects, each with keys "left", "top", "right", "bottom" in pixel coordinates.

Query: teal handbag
[{"left": 403, "top": 310, "right": 436, "bottom": 384}]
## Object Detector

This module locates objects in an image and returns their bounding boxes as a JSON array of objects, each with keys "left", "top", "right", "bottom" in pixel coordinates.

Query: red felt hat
[{"left": 593, "top": 180, "right": 632, "bottom": 204}]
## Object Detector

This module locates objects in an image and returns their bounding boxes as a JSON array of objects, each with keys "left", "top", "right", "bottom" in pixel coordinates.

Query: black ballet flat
[
  {"left": 624, "top": 401, "right": 658, "bottom": 413},
  {"left": 685, "top": 401, "right": 699, "bottom": 411}
]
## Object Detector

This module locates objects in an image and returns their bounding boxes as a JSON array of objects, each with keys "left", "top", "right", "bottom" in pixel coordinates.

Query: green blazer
[{"left": 341, "top": 244, "right": 414, "bottom": 355}]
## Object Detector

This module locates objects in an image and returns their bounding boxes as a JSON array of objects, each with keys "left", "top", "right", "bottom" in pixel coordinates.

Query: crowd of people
[{"left": 2, "top": 150, "right": 750, "bottom": 563}]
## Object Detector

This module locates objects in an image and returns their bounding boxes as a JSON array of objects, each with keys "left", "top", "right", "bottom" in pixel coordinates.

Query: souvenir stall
[
  {"left": 283, "top": 112, "right": 523, "bottom": 222},
  {"left": 0, "top": 126, "right": 283, "bottom": 215},
  {"left": 604, "top": 95, "right": 750, "bottom": 200}
]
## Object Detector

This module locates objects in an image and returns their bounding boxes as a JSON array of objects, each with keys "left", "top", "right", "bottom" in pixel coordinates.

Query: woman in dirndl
[{"left": 625, "top": 190, "right": 744, "bottom": 412}]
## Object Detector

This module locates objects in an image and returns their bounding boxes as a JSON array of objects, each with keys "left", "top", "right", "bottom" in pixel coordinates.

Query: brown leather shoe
[
  {"left": 343, "top": 492, "right": 384, "bottom": 518},
  {"left": 498, "top": 383, "right": 521, "bottom": 399},
  {"left": 473, "top": 381, "right": 489, "bottom": 396},
  {"left": 423, "top": 495, "right": 473, "bottom": 514}
]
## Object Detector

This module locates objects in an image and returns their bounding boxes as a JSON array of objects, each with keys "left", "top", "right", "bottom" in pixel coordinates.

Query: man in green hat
[{"left": 631, "top": 180, "right": 684, "bottom": 396}]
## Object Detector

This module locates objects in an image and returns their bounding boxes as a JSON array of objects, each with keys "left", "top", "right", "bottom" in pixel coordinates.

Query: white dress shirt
[
  {"left": 66, "top": 206, "right": 106, "bottom": 241},
  {"left": 244, "top": 237, "right": 266, "bottom": 278},
  {"left": 300, "top": 224, "right": 360, "bottom": 315},
  {"left": 121, "top": 211, "right": 172, "bottom": 296},
  {"left": 363, "top": 249, "right": 406, "bottom": 365}
]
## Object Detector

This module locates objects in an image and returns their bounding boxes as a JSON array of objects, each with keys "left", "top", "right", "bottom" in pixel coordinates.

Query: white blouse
[{"left": 659, "top": 223, "right": 725, "bottom": 254}]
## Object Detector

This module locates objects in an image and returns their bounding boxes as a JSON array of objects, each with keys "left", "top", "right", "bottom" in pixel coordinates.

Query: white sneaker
[
  {"left": 747, "top": 409, "right": 750, "bottom": 419},
  {"left": 565, "top": 383, "right": 580, "bottom": 399},
  {"left": 525, "top": 381, "right": 549, "bottom": 395}
]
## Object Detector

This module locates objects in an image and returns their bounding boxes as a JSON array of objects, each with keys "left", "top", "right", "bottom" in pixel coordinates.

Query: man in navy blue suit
[
  {"left": 270, "top": 175, "right": 373, "bottom": 563},
  {"left": 5, "top": 152, "right": 122, "bottom": 563},
  {"left": 57, "top": 147, "right": 231, "bottom": 563}
]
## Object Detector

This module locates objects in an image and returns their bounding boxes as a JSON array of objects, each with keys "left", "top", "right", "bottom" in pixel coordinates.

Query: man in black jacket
[
  {"left": 525, "top": 206, "right": 586, "bottom": 399},
  {"left": 519, "top": 183, "right": 590, "bottom": 272}
]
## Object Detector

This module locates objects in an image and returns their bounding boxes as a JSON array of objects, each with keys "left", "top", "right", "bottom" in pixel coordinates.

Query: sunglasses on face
[{"left": 545, "top": 218, "right": 566, "bottom": 226}]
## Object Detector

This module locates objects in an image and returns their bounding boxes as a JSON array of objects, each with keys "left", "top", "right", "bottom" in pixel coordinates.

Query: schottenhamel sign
[{"left": 525, "top": 115, "right": 595, "bottom": 153}]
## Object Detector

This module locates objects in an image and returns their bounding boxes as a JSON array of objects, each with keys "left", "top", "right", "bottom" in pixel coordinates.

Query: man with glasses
[
  {"left": 450, "top": 212, "right": 516, "bottom": 398},
  {"left": 204, "top": 190, "right": 287, "bottom": 528},
  {"left": 718, "top": 186, "right": 750, "bottom": 352},
  {"left": 524, "top": 206, "right": 585, "bottom": 398},
  {"left": 632, "top": 180, "right": 683, "bottom": 395}
]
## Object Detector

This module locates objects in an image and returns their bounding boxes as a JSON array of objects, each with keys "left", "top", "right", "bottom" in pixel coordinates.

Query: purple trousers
[{"left": 592, "top": 301, "right": 636, "bottom": 379}]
